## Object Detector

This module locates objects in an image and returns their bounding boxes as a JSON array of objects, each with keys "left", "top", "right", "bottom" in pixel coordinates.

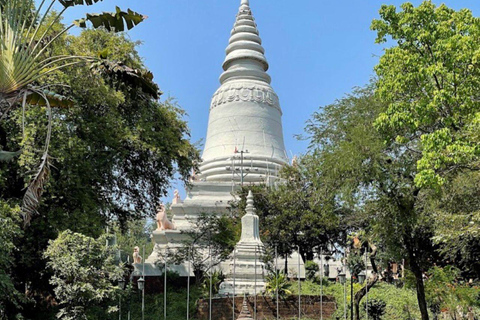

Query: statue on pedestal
[
  {"left": 156, "top": 204, "right": 175, "bottom": 231},
  {"left": 172, "top": 189, "right": 181, "bottom": 204},
  {"left": 133, "top": 246, "right": 142, "bottom": 264}
]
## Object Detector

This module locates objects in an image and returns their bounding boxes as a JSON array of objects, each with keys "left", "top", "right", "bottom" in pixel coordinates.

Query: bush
[
  {"left": 305, "top": 260, "right": 320, "bottom": 280},
  {"left": 265, "top": 271, "right": 292, "bottom": 298},
  {"left": 201, "top": 270, "right": 224, "bottom": 297},
  {"left": 363, "top": 299, "right": 386, "bottom": 320}
]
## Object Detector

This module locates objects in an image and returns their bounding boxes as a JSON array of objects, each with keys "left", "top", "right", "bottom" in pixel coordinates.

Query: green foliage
[
  {"left": 291, "top": 280, "right": 423, "bottom": 320},
  {"left": 232, "top": 168, "right": 346, "bottom": 265},
  {"left": 127, "top": 286, "right": 202, "bottom": 320},
  {"left": 426, "top": 171, "right": 480, "bottom": 278},
  {"left": 346, "top": 251, "right": 365, "bottom": 279},
  {"left": 0, "top": 201, "right": 23, "bottom": 317},
  {"left": 172, "top": 213, "right": 237, "bottom": 284},
  {"left": 305, "top": 260, "right": 319, "bottom": 281},
  {"left": 0, "top": 0, "right": 146, "bottom": 96},
  {"left": 305, "top": 83, "right": 437, "bottom": 319},
  {"left": 424, "top": 266, "right": 480, "bottom": 318},
  {"left": 0, "top": 24, "right": 199, "bottom": 316},
  {"left": 44, "top": 230, "right": 124, "bottom": 320},
  {"left": 201, "top": 270, "right": 224, "bottom": 297},
  {"left": 265, "top": 271, "right": 292, "bottom": 298},
  {"left": 115, "top": 219, "right": 155, "bottom": 263},
  {"left": 74, "top": 7, "right": 145, "bottom": 32},
  {"left": 363, "top": 299, "right": 386, "bottom": 320},
  {"left": 372, "top": 1, "right": 480, "bottom": 187}
]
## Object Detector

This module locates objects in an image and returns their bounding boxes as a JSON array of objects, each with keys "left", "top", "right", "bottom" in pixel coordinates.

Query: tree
[
  {"left": 305, "top": 85, "right": 439, "bottom": 320},
  {"left": 44, "top": 230, "right": 124, "bottom": 320},
  {"left": 425, "top": 171, "right": 480, "bottom": 279},
  {"left": 424, "top": 266, "right": 480, "bottom": 319},
  {"left": 363, "top": 299, "right": 387, "bottom": 320},
  {"left": 0, "top": 0, "right": 150, "bottom": 220},
  {"left": 0, "top": 26, "right": 199, "bottom": 318},
  {"left": 0, "top": 201, "right": 23, "bottom": 318},
  {"left": 371, "top": 1, "right": 480, "bottom": 188},
  {"left": 231, "top": 167, "right": 346, "bottom": 271},
  {"left": 172, "top": 213, "right": 238, "bottom": 285}
]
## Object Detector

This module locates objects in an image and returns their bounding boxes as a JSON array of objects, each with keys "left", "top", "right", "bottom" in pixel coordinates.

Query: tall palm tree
[{"left": 0, "top": 0, "right": 149, "bottom": 224}]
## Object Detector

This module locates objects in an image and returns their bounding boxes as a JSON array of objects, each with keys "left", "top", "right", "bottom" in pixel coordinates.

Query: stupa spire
[
  {"left": 239, "top": 190, "right": 261, "bottom": 244},
  {"left": 220, "top": 0, "right": 271, "bottom": 84},
  {"left": 199, "top": 0, "right": 288, "bottom": 182}
]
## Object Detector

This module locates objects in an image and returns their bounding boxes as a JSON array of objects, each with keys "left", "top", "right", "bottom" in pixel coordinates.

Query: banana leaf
[
  {"left": 26, "top": 90, "right": 74, "bottom": 108},
  {"left": 91, "top": 60, "right": 161, "bottom": 99},
  {"left": 59, "top": 0, "right": 103, "bottom": 8},
  {"left": 74, "top": 7, "right": 146, "bottom": 32}
]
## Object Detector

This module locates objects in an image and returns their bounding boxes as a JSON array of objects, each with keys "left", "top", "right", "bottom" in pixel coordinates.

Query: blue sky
[{"left": 57, "top": 0, "right": 480, "bottom": 195}]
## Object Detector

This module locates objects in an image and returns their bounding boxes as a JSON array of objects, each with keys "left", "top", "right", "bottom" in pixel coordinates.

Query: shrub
[{"left": 305, "top": 260, "right": 320, "bottom": 280}]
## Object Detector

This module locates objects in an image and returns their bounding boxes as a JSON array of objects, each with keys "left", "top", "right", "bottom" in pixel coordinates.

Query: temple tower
[
  {"left": 198, "top": 0, "right": 288, "bottom": 183},
  {"left": 146, "top": 0, "right": 290, "bottom": 276}
]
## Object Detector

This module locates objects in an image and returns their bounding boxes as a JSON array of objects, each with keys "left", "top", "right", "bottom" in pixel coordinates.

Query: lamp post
[
  {"left": 139, "top": 245, "right": 145, "bottom": 320},
  {"left": 233, "top": 248, "right": 236, "bottom": 320},
  {"left": 320, "top": 248, "right": 323, "bottom": 320},
  {"left": 350, "top": 275, "right": 354, "bottom": 320},
  {"left": 298, "top": 245, "right": 301, "bottom": 320},
  {"left": 118, "top": 279, "right": 125, "bottom": 320},
  {"left": 164, "top": 251, "right": 167, "bottom": 320},
  {"left": 137, "top": 277, "right": 145, "bottom": 320},
  {"left": 187, "top": 246, "right": 191, "bottom": 320},
  {"left": 365, "top": 249, "right": 368, "bottom": 320},
  {"left": 275, "top": 245, "right": 279, "bottom": 320},
  {"left": 338, "top": 267, "right": 346, "bottom": 320},
  {"left": 358, "top": 271, "right": 366, "bottom": 285}
]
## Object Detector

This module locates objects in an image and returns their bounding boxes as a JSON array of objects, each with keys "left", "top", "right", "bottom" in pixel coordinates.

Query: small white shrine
[{"left": 219, "top": 191, "right": 266, "bottom": 295}]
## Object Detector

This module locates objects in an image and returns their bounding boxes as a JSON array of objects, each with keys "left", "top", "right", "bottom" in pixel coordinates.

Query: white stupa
[
  {"left": 146, "top": 0, "right": 303, "bottom": 278},
  {"left": 219, "top": 190, "right": 266, "bottom": 295}
]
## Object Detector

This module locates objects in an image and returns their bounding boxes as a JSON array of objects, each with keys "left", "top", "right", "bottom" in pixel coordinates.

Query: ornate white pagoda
[{"left": 146, "top": 0, "right": 300, "bottom": 278}]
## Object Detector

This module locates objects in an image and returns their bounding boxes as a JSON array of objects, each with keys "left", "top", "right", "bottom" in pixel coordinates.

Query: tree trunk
[
  {"left": 354, "top": 243, "right": 378, "bottom": 320},
  {"left": 194, "top": 268, "right": 204, "bottom": 286},
  {"left": 409, "top": 250, "right": 429, "bottom": 320},
  {"left": 354, "top": 276, "right": 379, "bottom": 320}
]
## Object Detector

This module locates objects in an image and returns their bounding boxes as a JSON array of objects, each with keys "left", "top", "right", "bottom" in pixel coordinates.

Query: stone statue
[
  {"left": 156, "top": 204, "right": 175, "bottom": 231},
  {"left": 292, "top": 155, "right": 299, "bottom": 167},
  {"left": 172, "top": 189, "right": 181, "bottom": 204},
  {"left": 133, "top": 246, "right": 142, "bottom": 264}
]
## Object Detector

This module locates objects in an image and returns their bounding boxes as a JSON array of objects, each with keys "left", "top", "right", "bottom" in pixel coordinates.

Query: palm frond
[
  {"left": 21, "top": 89, "right": 53, "bottom": 226},
  {"left": 21, "top": 151, "right": 51, "bottom": 226}
]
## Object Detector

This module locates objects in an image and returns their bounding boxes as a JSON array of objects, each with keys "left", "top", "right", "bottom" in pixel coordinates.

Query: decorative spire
[
  {"left": 220, "top": 0, "right": 271, "bottom": 84},
  {"left": 237, "top": 294, "right": 253, "bottom": 320},
  {"left": 240, "top": 190, "right": 261, "bottom": 243},
  {"left": 245, "top": 190, "right": 255, "bottom": 215}
]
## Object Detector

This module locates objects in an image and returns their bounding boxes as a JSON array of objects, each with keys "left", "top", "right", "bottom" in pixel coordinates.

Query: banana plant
[{"left": 0, "top": 0, "right": 148, "bottom": 225}]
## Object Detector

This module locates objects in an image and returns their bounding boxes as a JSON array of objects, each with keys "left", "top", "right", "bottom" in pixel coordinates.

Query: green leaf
[
  {"left": 58, "top": 0, "right": 104, "bottom": 8},
  {"left": 91, "top": 60, "right": 161, "bottom": 99},
  {"left": 26, "top": 90, "right": 74, "bottom": 108},
  {"left": 74, "top": 7, "right": 146, "bottom": 32}
]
